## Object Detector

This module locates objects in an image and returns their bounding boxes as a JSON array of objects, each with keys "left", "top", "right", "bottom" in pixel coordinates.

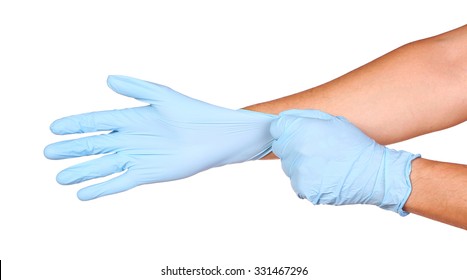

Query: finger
[
  {"left": 77, "top": 171, "right": 139, "bottom": 201},
  {"left": 279, "top": 109, "right": 335, "bottom": 120},
  {"left": 49, "top": 109, "right": 132, "bottom": 135},
  {"left": 270, "top": 115, "right": 302, "bottom": 159},
  {"left": 44, "top": 133, "right": 121, "bottom": 160},
  {"left": 270, "top": 110, "right": 335, "bottom": 152},
  {"left": 270, "top": 115, "right": 300, "bottom": 139},
  {"left": 289, "top": 157, "right": 325, "bottom": 202},
  {"left": 107, "top": 75, "right": 182, "bottom": 105},
  {"left": 56, "top": 153, "right": 129, "bottom": 185}
]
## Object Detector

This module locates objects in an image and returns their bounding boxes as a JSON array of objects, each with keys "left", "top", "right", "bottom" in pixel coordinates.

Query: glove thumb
[
  {"left": 107, "top": 75, "right": 185, "bottom": 106},
  {"left": 270, "top": 115, "right": 299, "bottom": 140},
  {"left": 270, "top": 109, "right": 334, "bottom": 139}
]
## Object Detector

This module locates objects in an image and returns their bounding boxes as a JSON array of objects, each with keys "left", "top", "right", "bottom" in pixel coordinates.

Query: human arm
[
  {"left": 256, "top": 25, "right": 467, "bottom": 228},
  {"left": 245, "top": 24, "right": 467, "bottom": 159},
  {"left": 405, "top": 158, "right": 467, "bottom": 229}
]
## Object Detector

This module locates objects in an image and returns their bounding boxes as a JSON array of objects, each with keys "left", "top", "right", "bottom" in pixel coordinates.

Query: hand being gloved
[
  {"left": 270, "top": 109, "right": 420, "bottom": 216},
  {"left": 44, "top": 75, "right": 275, "bottom": 200}
]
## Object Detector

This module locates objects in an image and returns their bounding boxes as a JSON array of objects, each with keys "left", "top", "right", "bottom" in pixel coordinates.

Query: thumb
[
  {"left": 107, "top": 75, "right": 182, "bottom": 105},
  {"left": 270, "top": 115, "right": 300, "bottom": 139},
  {"left": 270, "top": 109, "right": 334, "bottom": 139}
]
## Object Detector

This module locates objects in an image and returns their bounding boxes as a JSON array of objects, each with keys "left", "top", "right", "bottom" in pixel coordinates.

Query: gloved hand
[
  {"left": 270, "top": 109, "right": 420, "bottom": 216},
  {"left": 44, "top": 75, "right": 275, "bottom": 200}
]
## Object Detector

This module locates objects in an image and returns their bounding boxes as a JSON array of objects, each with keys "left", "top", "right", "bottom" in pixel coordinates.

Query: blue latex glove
[
  {"left": 44, "top": 75, "right": 275, "bottom": 200},
  {"left": 270, "top": 109, "right": 420, "bottom": 216}
]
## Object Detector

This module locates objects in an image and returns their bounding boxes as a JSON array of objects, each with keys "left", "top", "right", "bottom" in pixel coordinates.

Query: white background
[{"left": 1, "top": 1, "right": 466, "bottom": 279}]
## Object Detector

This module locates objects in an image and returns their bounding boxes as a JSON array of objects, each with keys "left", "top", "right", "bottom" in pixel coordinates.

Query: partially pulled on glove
[{"left": 44, "top": 75, "right": 275, "bottom": 200}]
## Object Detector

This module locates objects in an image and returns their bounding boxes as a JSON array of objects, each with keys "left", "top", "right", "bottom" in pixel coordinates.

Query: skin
[
  {"left": 245, "top": 25, "right": 467, "bottom": 229},
  {"left": 408, "top": 159, "right": 467, "bottom": 230}
]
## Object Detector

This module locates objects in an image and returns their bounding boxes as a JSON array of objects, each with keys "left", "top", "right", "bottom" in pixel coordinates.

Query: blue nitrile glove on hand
[
  {"left": 270, "top": 109, "right": 420, "bottom": 216},
  {"left": 44, "top": 75, "right": 275, "bottom": 200}
]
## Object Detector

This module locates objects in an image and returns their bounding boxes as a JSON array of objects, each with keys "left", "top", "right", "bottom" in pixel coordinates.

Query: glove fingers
[
  {"left": 271, "top": 110, "right": 335, "bottom": 140},
  {"left": 44, "top": 133, "right": 121, "bottom": 160},
  {"left": 270, "top": 110, "right": 335, "bottom": 155},
  {"left": 107, "top": 75, "right": 181, "bottom": 105},
  {"left": 49, "top": 109, "right": 132, "bottom": 135},
  {"left": 56, "top": 153, "right": 129, "bottom": 185},
  {"left": 77, "top": 171, "right": 139, "bottom": 201}
]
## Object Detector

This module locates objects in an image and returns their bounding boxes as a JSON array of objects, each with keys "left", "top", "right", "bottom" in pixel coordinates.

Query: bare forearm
[
  {"left": 246, "top": 25, "right": 467, "bottom": 150},
  {"left": 405, "top": 158, "right": 467, "bottom": 230}
]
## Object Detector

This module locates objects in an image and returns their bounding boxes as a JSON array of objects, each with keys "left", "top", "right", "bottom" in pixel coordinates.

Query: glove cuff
[{"left": 380, "top": 149, "right": 421, "bottom": 216}]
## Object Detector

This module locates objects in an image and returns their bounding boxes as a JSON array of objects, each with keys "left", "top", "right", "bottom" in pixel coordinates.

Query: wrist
[{"left": 379, "top": 148, "right": 421, "bottom": 216}]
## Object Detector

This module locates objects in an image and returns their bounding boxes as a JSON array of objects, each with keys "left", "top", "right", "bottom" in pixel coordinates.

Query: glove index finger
[{"left": 49, "top": 109, "right": 126, "bottom": 135}]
